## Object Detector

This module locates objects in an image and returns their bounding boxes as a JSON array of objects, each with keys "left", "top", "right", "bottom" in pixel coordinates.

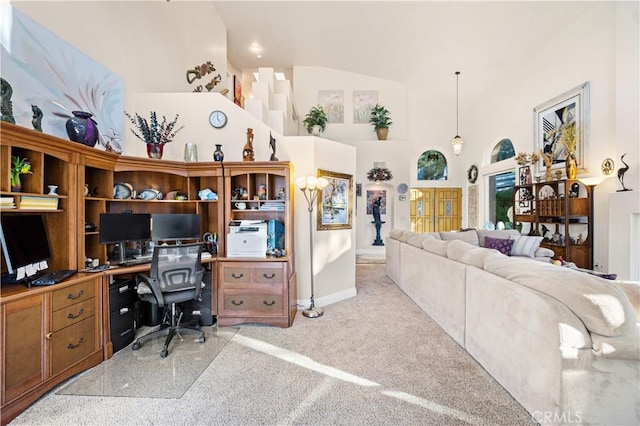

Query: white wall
[
  {"left": 12, "top": 1, "right": 230, "bottom": 114},
  {"left": 293, "top": 66, "right": 408, "bottom": 141}
]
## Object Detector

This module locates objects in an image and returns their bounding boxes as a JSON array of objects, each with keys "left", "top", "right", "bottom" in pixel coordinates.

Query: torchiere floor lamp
[{"left": 296, "top": 175, "right": 329, "bottom": 318}]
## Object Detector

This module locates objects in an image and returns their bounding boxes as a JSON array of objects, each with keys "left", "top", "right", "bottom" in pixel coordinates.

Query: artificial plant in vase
[
  {"left": 369, "top": 103, "right": 392, "bottom": 140},
  {"left": 124, "top": 111, "right": 184, "bottom": 159},
  {"left": 560, "top": 121, "right": 578, "bottom": 179},
  {"left": 10, "top": 156, "right": 32, "bottom": 192},
  {"left": 302, "top": 105, "right": 328, "bottom": 136}
]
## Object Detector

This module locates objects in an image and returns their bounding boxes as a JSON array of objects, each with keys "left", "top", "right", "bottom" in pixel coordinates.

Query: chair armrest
[{"left": 136, "top": 273, "right": 165, "bottom": 308}]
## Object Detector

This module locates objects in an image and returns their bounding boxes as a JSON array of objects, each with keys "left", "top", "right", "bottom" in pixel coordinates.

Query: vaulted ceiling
[{"left": 213, "top": 1, "right": 597, "bottom": 101}]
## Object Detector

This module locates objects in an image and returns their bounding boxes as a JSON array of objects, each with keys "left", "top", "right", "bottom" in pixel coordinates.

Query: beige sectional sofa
[{"left": 386, "top": 229, "right": 639, "bottom": 426}]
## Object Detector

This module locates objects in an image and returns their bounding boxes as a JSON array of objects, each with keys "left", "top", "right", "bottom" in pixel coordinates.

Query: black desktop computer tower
[{"left": 183, "top": 269, "right": 215, "bottom": 326}]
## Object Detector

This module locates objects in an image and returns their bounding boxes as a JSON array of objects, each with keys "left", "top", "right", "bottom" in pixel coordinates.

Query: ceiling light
[
  {"left": 275, "top": 73, "right": 285, "bottom": 81},
  {"left": 452, "top": 71, "right": 464, "bottom": 156},
  {"left": 256, "top": 54, "right": 262, "bottom": 59}
]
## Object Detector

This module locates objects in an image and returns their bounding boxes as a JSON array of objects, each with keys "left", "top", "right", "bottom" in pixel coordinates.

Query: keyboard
[
  {"left": 117, "top": 258, "right": 152, "bottom": 267},
  {"left": 31, "top": 269, "right": 78, "bottom": 286}
]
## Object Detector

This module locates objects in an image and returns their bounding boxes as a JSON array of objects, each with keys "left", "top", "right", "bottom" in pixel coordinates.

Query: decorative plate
[
  {"left": 601, "top": 158, "right": 615, "bottom": 176},
  {"left": 467, "top": 165, "right": 478, "bottom": 184},
  {"left": 397, "top": 183, "right": 409, "bottom": 194},
  {"left": 137, "top": 188, "right": 163, "bottom": 200},
  {"left": 113, "top": 182, "right": 133, "bottom": 199}
]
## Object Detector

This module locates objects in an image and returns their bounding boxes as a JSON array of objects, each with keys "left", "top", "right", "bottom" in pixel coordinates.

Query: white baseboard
[
  {"left": 297, "top": 286, "right": 357, "bottom": 309},
  {"left": 356, "top": 248, "right": 386, "bottom": 257}
]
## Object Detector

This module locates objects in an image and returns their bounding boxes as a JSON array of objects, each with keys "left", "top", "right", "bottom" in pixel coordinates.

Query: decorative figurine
[
  {"left": 540, "top": 146, "right": 556, "bottom": 182},
  {"left": 186, "top": 60, "right": 221, "bottom": 92},
  {"left": 371, "top": 197, "right": 385, "bottom": 246},
  {"left": 31, "top": 105, "right": 43, "bottom": 132},
  {"left": 243, "top": 128, "right": 255, "bottom": 161},
  {"left": 617, "top": 153, "right": 632, "bottom": 192},
  {"left": 269, "top": 132, "right": 278, "bottom": 161},
  {"left": 1, "top": 77, "right": 16, "bottom": 124}
]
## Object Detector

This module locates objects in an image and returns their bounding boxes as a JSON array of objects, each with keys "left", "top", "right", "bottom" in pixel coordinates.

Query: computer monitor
[
  {"left": 99, "top": 213, "right": 151, "bottom": 263},
  {"left": 151, "top": 213, "right": 201, "bottom": 242},
  {"left": 0, "top": 214, "right": 52, "bottom": 283}
]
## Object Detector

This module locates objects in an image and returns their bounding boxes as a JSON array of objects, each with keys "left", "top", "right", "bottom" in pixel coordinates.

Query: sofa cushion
[
  {"left": 510, "top": 235, "right": 543, "bottom": 257},
  {"left": 485, "top": 236, "right": 514, "bottom": 256},
  {"left": 458, "top": 246, "right": 501, "bottom": 269},
  {"left": 591, "top": 326, "right": 640, "bottom": 360},
  {"left": 440, "top": 229, "right": 480, "bottom": 246},
  {"left": 446, "top": 239, "right": 479, "bottom": 261},
  {"left": 484, "top": 255, "right": 637, "bottom": 337},
  {"left": 421, "top": 238, "right": 450, "bottom": 256},
  {"left": 476, "top": 229, "right": 519, "bottom": 247},
  {"left": 407, "top": 233, "right": 435, "bottom": 248},
  {"left": 535, "top": 246, "right": 555, "bottom": 258}
]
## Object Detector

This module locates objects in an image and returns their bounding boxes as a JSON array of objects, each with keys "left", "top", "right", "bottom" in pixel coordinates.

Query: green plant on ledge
[
  {"left": 302, "top": 105, "right": 328, "bottom": 135},
  {"left": 369, "top": 103, "right": 392, "bottom": 140}
]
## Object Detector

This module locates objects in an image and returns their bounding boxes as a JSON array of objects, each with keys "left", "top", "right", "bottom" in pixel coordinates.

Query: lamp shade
[{"left": 452, "top": 135, "right": 464, "bottom": 156}]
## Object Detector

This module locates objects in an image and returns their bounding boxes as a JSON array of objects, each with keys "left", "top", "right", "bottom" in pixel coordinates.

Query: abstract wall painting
[
  {"left": 353, "top": 90, "right": 378, "bottom": 124},
  {"left": 318, "top": 90, "right": 344, "bottom": 124}
]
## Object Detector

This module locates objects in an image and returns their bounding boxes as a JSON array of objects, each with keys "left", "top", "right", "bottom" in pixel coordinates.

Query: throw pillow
[
  {"left": 485, "top": 236, "right": 514, "bottom": 256},
  {"left": 510, "top": 235, "right": 543, "bottom": 257}
]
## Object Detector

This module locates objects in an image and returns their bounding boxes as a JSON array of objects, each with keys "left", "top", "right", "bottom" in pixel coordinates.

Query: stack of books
[
  {"left": 260, "top": 201, "right": 285, "bottom": 211},
  {"left": 1, "top": 196, "right": 16, "bottom": 209},
  {"left": 19, "top": 195, "right": 59, "bottom": 210}
]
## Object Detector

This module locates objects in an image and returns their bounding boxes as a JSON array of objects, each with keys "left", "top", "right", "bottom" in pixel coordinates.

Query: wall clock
[
  {"left": 209, "top": 110, "right": 227, "bottom": 128},
  {"left": 467, "top": 165, "right": 478, "bottom": 184}
]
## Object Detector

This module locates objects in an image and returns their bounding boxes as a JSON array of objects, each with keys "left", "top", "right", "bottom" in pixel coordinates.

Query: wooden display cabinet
[{"left": 513, "top": 178, "right": 592, "bottom": 269}]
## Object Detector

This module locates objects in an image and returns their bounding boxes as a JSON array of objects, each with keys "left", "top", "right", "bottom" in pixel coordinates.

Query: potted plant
[
  {"left": 369, "top": 103, "right": 392, "bottom": 140},
  {"left": 124, "top": 111, "right": 184, "bottom": 159},
  {"left": 10, "top": 156, "right": 32, "bottom": 192},
  {"left": 302, "top": 105, "right": 328, "bottom": 136}
]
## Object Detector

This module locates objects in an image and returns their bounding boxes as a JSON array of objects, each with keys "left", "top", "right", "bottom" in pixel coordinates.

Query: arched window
[
  {"left": 490, "top": 138, "right": 515, "bottom": 163},
  {"left": 417, "top": 150, "right": 447, "bottom": 180}
]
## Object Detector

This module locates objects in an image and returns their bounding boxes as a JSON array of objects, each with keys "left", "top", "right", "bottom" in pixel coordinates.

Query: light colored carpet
[
  {"left": 56, "top": 326, "right": 236, "bottom": 398},
  {"left": 12, "top": 264, "right": 534, "bottom": 425}
]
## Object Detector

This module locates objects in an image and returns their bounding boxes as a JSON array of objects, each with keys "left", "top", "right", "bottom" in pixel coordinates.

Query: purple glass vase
[{"left": 66, "top": 111, "right": 99, "bottom": 147}]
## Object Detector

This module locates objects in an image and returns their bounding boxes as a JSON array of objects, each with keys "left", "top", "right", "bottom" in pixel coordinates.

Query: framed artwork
[
  {"left": 316, "top": 169, "right": 352, "bottom": 230},
  {"left": 366, "top": 190, "right": 386, "bottom": 215},
  {"left": 234, "top": 75, "right": 243, "bottom": 107},
  {"left": 318, "top": 90, "right": 344, "bottom": 123},
  {"left": 534, "top": 82, "right": 589, "bottom": 175},
  {"left": 356, "top": 183, "right": 362, "bottom": 197},
  {"left": 353, "top": 90, "right": 378, "bottom": 124}
]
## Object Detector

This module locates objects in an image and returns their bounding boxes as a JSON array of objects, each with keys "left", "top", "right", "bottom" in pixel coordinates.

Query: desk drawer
[
  {"left": 109, "top": 279, "right": 137, "bottom": 308},
  {"left": 223, "top": 267, "right": 252, "bottom": 283},
  {"left": 52, "top": 298, "right": 95, "bottom": 331},
  {"left": 222, "top": 292, "right": 284, "bottom": 315},
  {"left": 51, "top": 316, "right": 95, "bottom": 375},
  {"left": 52, "top": 281, "right": 95, "bottom": 311},
  {"left": 255, "top": 267, "right": 283, "bottom": 283}
]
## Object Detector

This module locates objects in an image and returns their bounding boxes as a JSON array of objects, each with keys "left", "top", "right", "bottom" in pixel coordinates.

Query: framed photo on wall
[
  {"left": 233, "top": 75, "right": 243, "bottom": 107},
  {"left": 534, "top": 81, "right": 589, "bottom": 175},
  {"left": 316, "top": 169, "right": 353, "bottom": 230},
  {"left": 366, "top": 190, "right": 387, "bottom": 215}
]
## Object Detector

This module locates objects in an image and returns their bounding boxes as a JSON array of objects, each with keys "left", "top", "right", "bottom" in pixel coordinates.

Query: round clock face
[
  {"left": 209, "top": 110, "right": 227, "bottom": 128},
  {"left": 397, "top": 183, "right": 408, "bottom": 194}
]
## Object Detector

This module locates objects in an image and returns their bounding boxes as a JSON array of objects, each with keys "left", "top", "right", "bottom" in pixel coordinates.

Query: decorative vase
[
  {"left": 10, "top": 175, "right": 21, "bottom": 192},
  {"left": 146, "top": 143, "right": 164, "bottom": 159},
  {"left": 66, "top": 111, "right": 99, "bottom": 147},
  {"left": 47, "top": 185, "right": 58, "bottom": 195},
  {"left": 376, "top": 128, "right": 389, "bottom": 141},
  {"left": 565, "top": 153, "right": 577, "bottom": 179},
  {"left": 213, "top": 144, "right": 224, "bottom": 162},
  {"left": 184, "top": 143, "right": 198, "bottom": 162}
]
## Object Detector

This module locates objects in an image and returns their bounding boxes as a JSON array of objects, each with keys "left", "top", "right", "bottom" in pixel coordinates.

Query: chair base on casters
[{"left": 132, "top": 305, "right": 205, "bottom": 358}]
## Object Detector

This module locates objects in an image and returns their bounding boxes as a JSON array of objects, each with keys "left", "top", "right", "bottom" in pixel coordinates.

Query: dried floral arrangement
[
  {"left": 559, "top": 122, "right": 577, "bottom": 155},
  {"left": 124, "top": 111, "right": 184, "bottom": 145},
  {"left": 515, "top": 151, "right": 541, "bottom": 166},
  {"left": 367, "top": 166, "right": 393, "bottom": 182}
]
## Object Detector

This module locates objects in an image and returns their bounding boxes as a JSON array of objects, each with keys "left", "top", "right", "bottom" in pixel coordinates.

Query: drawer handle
[
  {"left": 263, "top": 300, "right": 276, "bottom": 306},
  {"left": 120, "top": 328, "right": 133, "bottom": 337},
  {"left": 118, "top": 285, "right": 131, "bottom": 293},
  {"left": 67, "top": 289, "right": 84, "bottom": 300},
  {"left": 231, "top": 299, "right": 244, "bottom": 306},
  {"left": 67, "top": 308, "right": 84, "bottom": 319},
  {"left": 262, "top": 273, "right": 276, "bottom": 279},
  {"left": 46, "top": 332, "right": 53, "bottom": 340},
  {"left": 67, "top": 337, "right": 84, "bottom": 350},
  {"left": 231, "top": 273, "right": 244, "bottom": 279}
]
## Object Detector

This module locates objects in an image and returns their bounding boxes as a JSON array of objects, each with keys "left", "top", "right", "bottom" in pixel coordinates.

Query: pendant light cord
[{"left": 455, "top": 71, "right": 460, "bottom": 136}]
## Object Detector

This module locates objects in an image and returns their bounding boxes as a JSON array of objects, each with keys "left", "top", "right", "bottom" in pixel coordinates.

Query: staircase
[{"left": 243, "top": 68, "right": 298, "bottom": 136}]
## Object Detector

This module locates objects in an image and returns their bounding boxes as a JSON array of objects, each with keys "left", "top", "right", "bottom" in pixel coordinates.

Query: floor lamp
[
  {"left": 579, "top": 176, "right": 605, "bottom": 270},
  {"left": 296, "top": 175, "right": 329, "bottom": 318}
]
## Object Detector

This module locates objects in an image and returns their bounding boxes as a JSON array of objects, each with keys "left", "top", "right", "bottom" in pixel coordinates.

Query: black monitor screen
[
  {"left": 99, "top": 213, "right": 151, "bottom": 244},
  {"left": 0, "top": 214, "right": 52, "bottom": 275},
  {"left": 152, "top": 214, "right": 201, "bottom": 241}
]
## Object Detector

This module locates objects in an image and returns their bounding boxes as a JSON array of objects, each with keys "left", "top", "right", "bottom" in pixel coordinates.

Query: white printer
[{"left": 227, "top": 220, "right": 267, "bottom": 258}]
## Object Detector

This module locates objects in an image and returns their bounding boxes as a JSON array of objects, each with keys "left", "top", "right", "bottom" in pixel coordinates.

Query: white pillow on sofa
[{"left": 510, "top": 235, "right": 543, "bottom": 257}]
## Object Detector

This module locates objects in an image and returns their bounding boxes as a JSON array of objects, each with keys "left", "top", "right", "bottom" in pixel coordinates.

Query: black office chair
[{"left": 132, "top": 242, "right": 206, "bottom": 358}]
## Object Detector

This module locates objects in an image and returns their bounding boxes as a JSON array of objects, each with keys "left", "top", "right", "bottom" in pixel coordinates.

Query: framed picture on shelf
[
  {"left": 316, "top": 169, "right": 352, "bottom": 230},
  {"left": 534, "top": 81, "right": 589, "bottom": 175}
]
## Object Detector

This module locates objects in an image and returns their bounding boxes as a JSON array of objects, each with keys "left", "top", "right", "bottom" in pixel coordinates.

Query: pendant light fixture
[{"left": 452, "top": 71, "right": 464, "bottom": 156}]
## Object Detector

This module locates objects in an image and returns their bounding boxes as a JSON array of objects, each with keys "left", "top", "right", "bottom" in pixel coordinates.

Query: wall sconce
[{"left": 295, "top": 175, "right": 329, "bottom": 318}]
